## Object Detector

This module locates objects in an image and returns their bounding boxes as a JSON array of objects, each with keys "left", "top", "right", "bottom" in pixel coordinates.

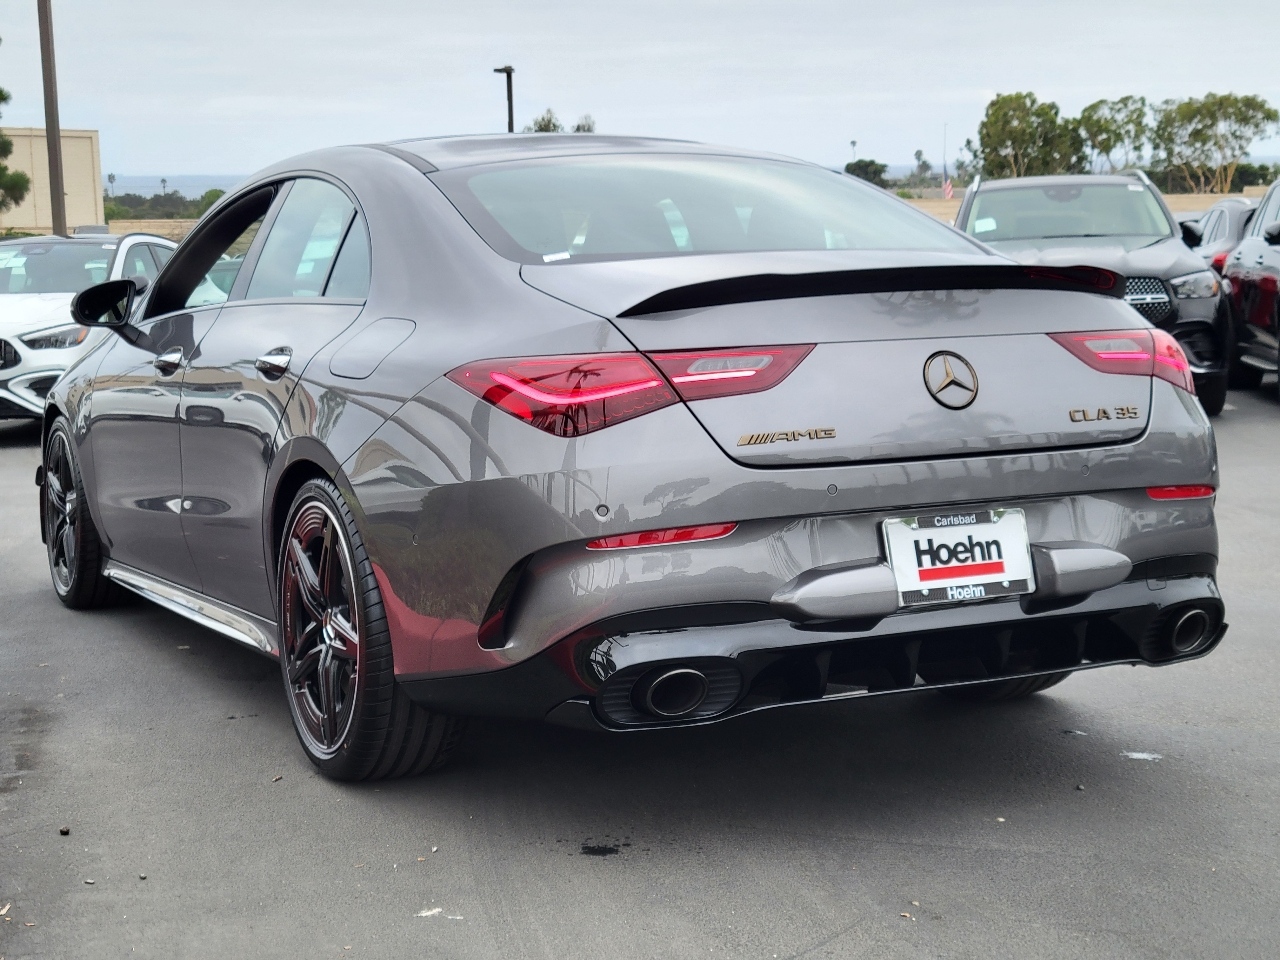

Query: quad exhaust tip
[
  {"left": 1169, "top": 608, "right": 1213, "bottom": 654},
  {"left": 639, "top": 667, "right": 710, "bottom": 718}
]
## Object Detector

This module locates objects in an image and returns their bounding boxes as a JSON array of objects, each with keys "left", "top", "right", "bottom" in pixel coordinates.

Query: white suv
[{"left": 0, "top": 233, "right": 177, "bottom": 419}]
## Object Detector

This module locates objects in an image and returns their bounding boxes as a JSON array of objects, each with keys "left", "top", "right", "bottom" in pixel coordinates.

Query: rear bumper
[{"left": 400, "top": 568, "right": 1224, "bottom": 729}]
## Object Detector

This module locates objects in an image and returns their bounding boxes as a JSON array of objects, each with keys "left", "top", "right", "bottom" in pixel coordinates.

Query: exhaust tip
[
  {"left": 1169, "top": 608, "right": 1213, "bottom": 654},
  {"left": 641, "top": 668, "right": 710, "bottom": 718}
]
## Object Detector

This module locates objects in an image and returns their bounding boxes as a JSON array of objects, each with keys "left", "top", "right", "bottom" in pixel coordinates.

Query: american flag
[{"left": 942, "top": 178, "right": 954, "bottom": 200}]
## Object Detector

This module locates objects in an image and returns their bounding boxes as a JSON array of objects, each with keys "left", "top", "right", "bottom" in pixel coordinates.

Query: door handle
[
  {"left": 1256, "top": 256, "right": 1267, "bottom": 265},
  {"left": 152, "top": 347, "right": 184, "bottom": 375},
  {"left": 255, "top": 349, "right": 293, "bottom": 378}
]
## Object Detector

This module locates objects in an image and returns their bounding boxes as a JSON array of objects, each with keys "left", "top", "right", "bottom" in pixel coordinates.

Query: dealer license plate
[{"left": 882, "top": 508, "right": 1036, "bottom": 607}]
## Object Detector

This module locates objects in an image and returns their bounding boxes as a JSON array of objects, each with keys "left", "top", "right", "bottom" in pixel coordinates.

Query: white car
[{"left": 0, "top": 233, "right": 177, "bottom": 419}]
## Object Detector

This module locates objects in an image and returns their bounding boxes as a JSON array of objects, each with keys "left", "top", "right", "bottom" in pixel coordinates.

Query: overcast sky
[{"left": 0, "top": 0, "right": 1277, "bottom": 178}]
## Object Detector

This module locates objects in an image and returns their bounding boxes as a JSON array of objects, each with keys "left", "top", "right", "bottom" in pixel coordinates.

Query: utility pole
[
  {"left": 36, "top": 0, "right": 67, "bottom": 236},
  {"left": 493, "top": 66, "right": 514, "bottom": 133}
]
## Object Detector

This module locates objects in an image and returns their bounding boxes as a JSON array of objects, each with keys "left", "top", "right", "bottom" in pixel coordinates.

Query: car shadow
[{"left": 0, "top": 420, "right": 41, "bottom": 449}]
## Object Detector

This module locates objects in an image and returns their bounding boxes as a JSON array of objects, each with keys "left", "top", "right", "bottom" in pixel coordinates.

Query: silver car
[{"left": 45, "top": 136, "right": 1223, "bottom": 781}]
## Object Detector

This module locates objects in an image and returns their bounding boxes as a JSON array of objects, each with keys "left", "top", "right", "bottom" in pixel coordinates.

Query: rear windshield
[
  {"left": 962, "top": 183, "right": 1173, "bottom": 243},
  {"left": 0, "top": 242, "right": 115, "bottom": 294},
  {"left": 431, "top": 154, "right": 975, "bottom": 264}
]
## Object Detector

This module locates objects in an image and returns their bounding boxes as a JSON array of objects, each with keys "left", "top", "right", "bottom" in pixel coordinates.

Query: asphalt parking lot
[{"left": 0, "top": 389, "right": 1277, "bottom": 960}]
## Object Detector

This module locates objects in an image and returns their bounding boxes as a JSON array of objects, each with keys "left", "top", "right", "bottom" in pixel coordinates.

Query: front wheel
[
  {"left": 277, "top": 478, "right": 464, "bottom": 781},
  {"left": 1195, "top": 374, "right": 1228, "bottom": 417},
  {"left": 43, "top": 416, "right": 118, "bottom": 609}
]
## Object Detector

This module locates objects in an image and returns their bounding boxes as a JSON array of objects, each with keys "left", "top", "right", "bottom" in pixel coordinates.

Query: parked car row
[
  {"left": 40, "top": 135, "right": 1223, "bottom": 780},
  {"left": 1213, "top": 185, "right": 1280, "bottom": 393},
  {"left": 954, "top": 171, "right": 1232, "bottom": 415},
  {"left": 0, "top": 233, "right": 177, "bottom": 419}
]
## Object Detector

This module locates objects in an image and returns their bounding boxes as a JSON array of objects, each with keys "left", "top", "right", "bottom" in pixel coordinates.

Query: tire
[
  {"left": 1228, "top": 360, "right": 1264, "bottom": 390},
  {"left": 1195, "top": 374, "right": 1227, "bottom": 417},
  {"left": 943, "top": 671, "right": 1071, "bottom": 703},
  {"left": 277, "top": 478, "right": 465, "bottom": 781},
  {"left": 43, "top": 416, "right": 118, "bottom": 609}
]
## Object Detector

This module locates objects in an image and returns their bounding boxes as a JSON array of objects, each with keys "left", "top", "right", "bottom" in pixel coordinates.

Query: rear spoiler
[{"left": 617, "top": 264, "right": 1124, "bottom": 318}]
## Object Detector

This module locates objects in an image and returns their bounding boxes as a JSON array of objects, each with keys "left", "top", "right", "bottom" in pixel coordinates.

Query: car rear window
[
  {"left": 431, "top": 154, "right": 975, "bottom": 264},
  {"left": 962, "top": 183, "right": 1173, "bottom": 242}
]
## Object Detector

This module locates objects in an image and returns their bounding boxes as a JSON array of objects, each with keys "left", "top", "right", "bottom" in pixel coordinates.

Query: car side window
[
  {"left": 144, "top": 186, "right": 276, "bottom": 318},
  {"left": 185, "top": 217, "right": 266, "bottom": 308},
  {"left": 1254, "top": 189, "right": 1280, "bottom": 236},
  {"left": 118, "top": 243, "right": 159, "bottom": 282},
  {"left": 1201, "top": 211, "right": 1221, "bottom": 243},
  {"left": 246, "top": 179, "right": 356, "bottom": 299},
  {"left": 149, "top": 244, "right": 174, "bottom": 268},
  {"left": 323, "top": 214, "right": 370, "bottom": 298}
]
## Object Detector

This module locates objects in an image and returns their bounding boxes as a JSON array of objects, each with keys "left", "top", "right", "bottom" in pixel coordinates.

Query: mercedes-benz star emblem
[{"left": 923, "top": 351, "right": 979, "bottom": 410}]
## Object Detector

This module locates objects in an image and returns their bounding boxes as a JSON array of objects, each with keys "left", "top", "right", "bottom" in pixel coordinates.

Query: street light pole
[
  {"left": 493, "top": 66, "right": 514, "bottom": 133},
  {"left": 36, "top": 0, "right": 67, "bottom": 237}
]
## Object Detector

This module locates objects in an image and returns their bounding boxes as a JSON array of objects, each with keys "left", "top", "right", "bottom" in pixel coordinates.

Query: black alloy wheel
[
  {"left": 43, "top": 416, "right": 117, "bottom": 608},
  {"left": 278, "top": 478, "right": 465, "bottom": 781},
  {"left": 281, "top": 498, "right": 362, "bottom": 758}
]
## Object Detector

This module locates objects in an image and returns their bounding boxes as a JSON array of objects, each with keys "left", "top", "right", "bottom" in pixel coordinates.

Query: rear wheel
[
  {"left": 43, "top": 417, "right": 117, "bottom": 609},
  {"left": 943, "top": 671, "right": 1071, "bottom": 702},
  {"left": 278, "top": 478, "right": 464, "bottom": 781},
  {"left": 1194, "top": 373, "right": 1227, "bottom": 417}
]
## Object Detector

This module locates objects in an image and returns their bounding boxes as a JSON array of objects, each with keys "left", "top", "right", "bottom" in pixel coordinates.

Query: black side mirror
[
  {"left": 1181, "top": 220, "right": 1204, "bottom": 247},
  {"left": 126, "top": 274, "right": 151, "bottom": 296},
  {"left": 1265, "top": 222, "right": 1280, "bottom": 246},
  {"left": 71, "top": 278, "right": 138, "bottom": 327}
]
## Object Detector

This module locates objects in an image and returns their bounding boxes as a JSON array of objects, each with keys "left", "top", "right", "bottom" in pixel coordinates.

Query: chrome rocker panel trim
[{"left": 103, "top": 561, "right": 279, "bottom": 656}]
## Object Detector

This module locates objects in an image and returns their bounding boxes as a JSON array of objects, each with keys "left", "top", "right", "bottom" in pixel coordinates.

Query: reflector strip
[
  {"left": 586, "top": 523, "right": 738, "bottom": 550},
  {"left": 1147, "top": 485, "right": 1216, "bottom": 500}
]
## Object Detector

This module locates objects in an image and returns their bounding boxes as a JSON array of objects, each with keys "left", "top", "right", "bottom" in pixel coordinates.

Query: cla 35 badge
[{"left": 882, "top": 509, "right": 1036, "bottom": 606}]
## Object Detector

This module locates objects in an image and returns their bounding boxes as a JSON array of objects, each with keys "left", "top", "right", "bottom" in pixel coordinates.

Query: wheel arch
[{"left": 265, "top": 437, "right": 349, "bottom": 594}]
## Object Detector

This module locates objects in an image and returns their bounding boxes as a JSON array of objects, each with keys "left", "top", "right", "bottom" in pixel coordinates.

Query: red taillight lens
[
  {"left": 1147, "top": 485, "right": 1216, "bottom": 500},
  {"left": 447, "top": 354, "right": 677, "bottom": 436},
  {"left": 586, "top": 523, "right": 738, "bottom": 550},
  {"left": 648, "top": 344, "right": 814, "bottom": 401},
  {"left": 1211, "top": 250, "right": 1229, "bottom": 274},
  {"left": 1151, "top": 328, "right": 1196, "bottom": 394},
  {"left": 1049, "top": 329, "right": 1195, "bottom": 394}
]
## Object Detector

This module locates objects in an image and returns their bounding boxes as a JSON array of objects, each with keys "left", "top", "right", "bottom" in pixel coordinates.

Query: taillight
[
  {"left": 648, "top": 345, "right": 813, "bottom": 401},
  {"left": 586, "top": 523, "right": 737, "bottom": 550},
  {"left": 1147, "top": 485, "right": 1216, "bottom": 500},
  {"left": 1210, "top": 250, "right": 1228, "bottom": 274},
  {"left": 447, "top": 354, "right": 677, "bottom": 436},
  {"left": 1049, "top": 329, "right": 1195, "bottom": 394},
  {"left": 1150, "top": 328, "right": 1195, "bottom": 393}
]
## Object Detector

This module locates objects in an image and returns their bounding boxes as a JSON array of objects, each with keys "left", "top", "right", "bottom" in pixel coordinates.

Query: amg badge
[{"left": 738, "top": 428, "right": 837, "bottom": 446}]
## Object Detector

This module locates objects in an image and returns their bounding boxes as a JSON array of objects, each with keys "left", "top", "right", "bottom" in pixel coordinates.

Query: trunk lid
[{"left": 522, "top": 254, "right": 1151, "bottom": 466}]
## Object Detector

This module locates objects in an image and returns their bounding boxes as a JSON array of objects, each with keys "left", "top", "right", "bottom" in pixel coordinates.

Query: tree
[
  {"left": 0, "top": 38, "right": 32, "bottom": 214},
  {"left": 572, "top": 114, "right": 595, "bottom": 133},
  {"left": 1079, "top": 96, "right": 1148, "bottom": 172},
  {"left": 844, "top": 159, "right": 888, "bottom": 187},
  {"left": 107, "top": 172, "right": 116, "bottom": 196},
  {"left": 967, "top": 92, "right": 1087, "bottom": 178},
  {"left": 524, "top": 109, "right": 564, "bottom": 133},
  {"left": 1151, "top": 93, "right": 1278, "bottom": 193},
  {"left": 195, "top": 189, "right": 224, "bottom": 216}
]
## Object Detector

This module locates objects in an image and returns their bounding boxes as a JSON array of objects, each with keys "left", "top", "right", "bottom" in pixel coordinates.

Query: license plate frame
[{"left": 882, "top": 508, "right": 1036, "bottom": 607}]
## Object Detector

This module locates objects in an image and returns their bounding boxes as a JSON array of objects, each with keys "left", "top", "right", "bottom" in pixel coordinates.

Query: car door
[
  {"left": 178, "top": 178, "right": 369, "bottom": 618},
  {"left": 87, "top": 193, "right": 275, "bottom": 587},
  {"left": 1226, "top": 185, "right": 1280, "bottom": 366}
]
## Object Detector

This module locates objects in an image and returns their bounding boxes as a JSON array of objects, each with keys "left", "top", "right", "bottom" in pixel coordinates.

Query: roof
[
  {"left": 388, "top": 133, "right": 801, "bottom": 170},
  {"left": 976, "top": 173, "right": 1147, "bottom": 191},
  {"left": 0, "top": 233, "right": 174, "bottom": 247}
]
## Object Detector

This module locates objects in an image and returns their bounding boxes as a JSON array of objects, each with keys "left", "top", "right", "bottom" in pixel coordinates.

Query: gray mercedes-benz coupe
[{"left": 41, "top": 136, "right": 1224, "bottom": 780}]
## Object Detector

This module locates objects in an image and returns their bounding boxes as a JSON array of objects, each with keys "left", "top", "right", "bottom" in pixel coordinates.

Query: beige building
[{"left": 0, "top": 127, "right": 105, "bottom": 234}]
